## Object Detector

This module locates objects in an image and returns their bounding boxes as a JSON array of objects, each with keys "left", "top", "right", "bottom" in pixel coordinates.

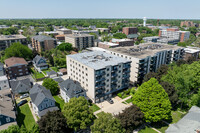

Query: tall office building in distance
[{"left": 67, "top": 51, "right": 131, "bottom": 103}]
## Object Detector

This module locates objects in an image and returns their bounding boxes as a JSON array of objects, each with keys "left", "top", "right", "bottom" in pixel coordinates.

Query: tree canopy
[
  {"left": 91, "top": 112, "right": 125, "bottom": 133},
  {"left": 116, "top": 105, "right": 144, "bottom": 133},
  {"left": 57, "top": 43, "right": 73, "bottom": 51},
  {"left": 113, "top": 33, "right": 127, "bottom": 39},
  {"left": 0, "top": 125, "right": 39, "bottom": 133},
  {"left": 38, "top": 111, "right": 71, "bottom": 133},
  {"left": 42, "top": 78, "right": 59, "bottom": 95},
  {"left": 62, "top": 97, "right": 95, "bottom": 131},
  {"left": 3, "top": 42, "right": 32, "bottom": 60},
  {"left": 132, "top": 78, "right": 172, "bottom": 122}
]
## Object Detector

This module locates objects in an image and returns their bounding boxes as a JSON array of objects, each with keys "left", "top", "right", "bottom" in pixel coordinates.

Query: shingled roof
[
  {"left": 29, "top": 84, "right": 55, "bottom": 106},
  {"left": 10, "top": 79, "right": 31, "bottom": 93},
  {"left": 5, "top": 57, "right": 27, "bottom": 67},
  {"left": 59, "top": 79, "right": 85, "bottom": 98},
  {"left": 33, "top": 55, "right": 48, "bottom": 67}
]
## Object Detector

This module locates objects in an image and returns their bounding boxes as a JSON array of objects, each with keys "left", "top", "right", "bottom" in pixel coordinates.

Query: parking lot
[{"left": 95, "top": 96, "right": 132, "bottom": 115}]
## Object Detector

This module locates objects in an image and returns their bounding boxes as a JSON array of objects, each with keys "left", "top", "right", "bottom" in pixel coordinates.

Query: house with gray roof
[
  {"left": 47, "top": 71, "right": 57, "bottom": 78},
  {"left": 33, "top": 55, "right": 49, "bottom": 72},
  {"left": 29, "top": 84, "right": 59, "bottom": 117},
  {"left": 59, "top": 79, "right": 86, "bottom": 103},
  {"left": 166, "top": 106, "right": 200, "bottom": 133},
  {"left": 0, "top": 89, "right": 17, "bottom": 130},
  {"left": 10, "top": 79, "right": 32, "bottom": 94}
]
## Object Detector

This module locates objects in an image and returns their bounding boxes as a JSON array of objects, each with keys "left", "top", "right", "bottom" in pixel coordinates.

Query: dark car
[
  {"left": 107, "top": 98, "right": 114, "bottom": 104},
  {"left": 17, "top": 100, "right": 28, "bottom": 107}
]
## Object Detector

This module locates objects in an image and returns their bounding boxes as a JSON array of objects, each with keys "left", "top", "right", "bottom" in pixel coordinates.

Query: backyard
[
  {"left": 50, "top": 67, "right": 59, "bottom": 72},
  {"left": 16, "top": 103, "right": 35, "bottom": 130},
  {"left": 42, "top": 68, "right": 51, "bottom": 75},
  {"left": 53, "top": 95, "right": 65, "bottom": 111},
  {"left": 30, "top": 67, "right": 45, "bottom": 79}
]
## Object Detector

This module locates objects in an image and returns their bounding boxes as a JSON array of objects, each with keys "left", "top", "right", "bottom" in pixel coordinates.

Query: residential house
[
  {"left": 0, "top": 63, "right": 9, "bottom": 90},
  {"left": 0, "top": 89, "right": 17, "bottom": 130},
  {"left": 166, "top": 106, "right": 200, "bottom": 133},
  {"left": 59, "top": 79, "right": 86, "bottom": 103},
  {"left": 4, "top": 57, "right": 29, "bottom": 79},
  {"left": 10, "top": 79, "right": 32, "bottom": 94},
  {"left": 32, "top": 55, "right": 49, "bottom": 72},
  {"left": 46, "top": 71, "right": 57, "bottom": 78},
  {"left": 59, "top": 68, "right": 67, "bottom": 75},
  {"left": 29, "top": 84, "right": 59, "bottom": 118}
]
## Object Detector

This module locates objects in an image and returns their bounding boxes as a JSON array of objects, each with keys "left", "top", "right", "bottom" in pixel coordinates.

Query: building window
[{"left": 6, "top": 117, "right": 10, "bottom": 122}]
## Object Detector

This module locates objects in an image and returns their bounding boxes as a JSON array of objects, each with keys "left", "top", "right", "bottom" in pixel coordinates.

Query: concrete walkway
[
  {"left": 94, "top": 96, "right": 132, "bottom": 115},
  {"left": 28, "top": 102, "right": 38, "bottom": 122}
]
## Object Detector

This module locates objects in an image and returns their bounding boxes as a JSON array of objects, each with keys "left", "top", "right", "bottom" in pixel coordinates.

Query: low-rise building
[
  {"left": 55, "top": 35, "right": 65, "bottom": 41},
  {"left": 166, "top": 106, "right": 200, "bottom": 133},
  {"left": 184, "top": 47, "right": 200, "bottom": 60},
  {"left": 0, "top": 76, "right": 9, "bottom": 91},
  {"left": 29, "top": 84, "right": 59, "bottom": 118},
  {"left": 5, "top": 57, "right": 29, "bottom": 79},
  {"left": 65, "top": 34, "right": 95, "bottom": 50},
  {"left": 46, "top": 71, "right": 57, "bottom": 78},
  {"left": 104, "top": 43, "right": 185, "bottom": 84},
  {"left": 32, "top": 55, "right": 49, "bottom": 72},
  {"left": 57, "top": 28, "right": 72, "bottom": 35},
  {"left": 111, "top": 38, "right": 134, "bottom": 46},
  {"left": 32, "top": 35, "right": 57, "bottom": 52},
  {"left": 98, "top": 42, "right": 119, "bottom": 49},
  {"left": 10, "top": 79, "right": 32, "bottom": 94},
  {"left": 0, "top": 35, "right": 27, "bottom": 51},
  {"left": 0, "top": 89, "right": 17, "bottom": 130},
  {"left": 122, "top": 27, "right": 138, "bottom": 35},
  {"left": 67, "top": 51, "right": 131, "bottom": 103},
  {"left": 59, "top": 79, "right": 86, "bottom": 103}
]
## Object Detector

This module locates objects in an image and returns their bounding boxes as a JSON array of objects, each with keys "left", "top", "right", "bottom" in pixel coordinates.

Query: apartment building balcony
[
  {"left": 123, "top": 74, "right": 130, "bottom": 79},
  {"left": 96, "top": 77, "right": 106, "bottom": 82},
  {"left": 111, "top": 73, "right": 117, "bottom": 77},
  {"left": 111, "top": 78, "right": 118, "bottom": 83},
  {"left": 95, "top": 83, "right": 106, "bottom": 88},
  {"left": 111, "top": 84, "right": 117, "bottom": 89},
  {"left": 95, "top": 71, "right": 105, "bottom": 77}
]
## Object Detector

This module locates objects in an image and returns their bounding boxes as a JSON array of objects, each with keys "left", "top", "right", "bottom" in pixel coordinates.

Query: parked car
[
  {"left": 20, "top": 93, "right": 29, "bottom": 99},
  {"left": 17, "top": 100, "right": 28, "bottom": 107},
  {"left": 107, "top": 98, "right": 114, "bottom": 104}
]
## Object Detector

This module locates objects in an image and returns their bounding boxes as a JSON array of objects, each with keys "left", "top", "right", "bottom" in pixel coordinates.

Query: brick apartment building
[
  {"left": 32, "top": 35, "right": 57, "bottom": 53},
  {"left": 122, "top": 27, "right": 138, "bottom": 35},
  {"left": 180, "top": 21, "right": 195, "bottom": 27},
  {"left": 4, "top": 57, "right": 29, "bottom": 79}
]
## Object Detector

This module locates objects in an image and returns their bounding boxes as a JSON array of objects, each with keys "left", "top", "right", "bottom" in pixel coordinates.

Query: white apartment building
[
  {"left": 65, "top": 34, "right": 95, "bottom": 50},
  {"left": 89, "top": 43, "right": 185, "bottom": 84},
  {"left": 67, "top": 51, "right": 131, "bottom": 103}
]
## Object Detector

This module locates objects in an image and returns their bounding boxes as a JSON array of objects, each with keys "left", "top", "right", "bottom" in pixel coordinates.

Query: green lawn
[
  {"left": 171, "top": 111, "right": 185, "bottom": 123},
  {"left": 125, "top": 98, "right": 132, "bottom": 103},
  {"left": 53, "top": 95, "right": 65, "bottom": 111},
  {"left": 151, "top": 122, "right": 168, "bottom": 133},
  {"left": 139, "top": 126, "right": 157, "bottom": 133},
  {"left": 16, "top": 103, "right": 35, "bottom": 130},
  {"left": 90, "top": 104, "right": 100, "bottom": 112},
  {"left": 51, "top": 67, "right": 59, "bottom": 72},
  {"left": 42, "top": 69, "right": 51, "bottom": 75},
  {"left": 30, "top": 68, "right": 45, "bottom": 79}
]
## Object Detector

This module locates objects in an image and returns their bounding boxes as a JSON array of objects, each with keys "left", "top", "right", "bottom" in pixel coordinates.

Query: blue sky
[{"left": 0, "top": 0, "right": 199, "bottom": 19}]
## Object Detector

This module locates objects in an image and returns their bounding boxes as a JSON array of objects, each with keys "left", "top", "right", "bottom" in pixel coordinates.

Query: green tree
[
  {"left": 91, "top": 112, "right": 125, "bottom": 133},
  {"left": 89, "top": 33, "right": 97, "bottom": 39},
  {"left": 42, "top": 78, "right": 59, "bottom": 95},
  {"left": 38, "top": 111, "right": 71, "bottom": 133},
  {"left": 4, "top": 42, "right": 32, "bottom": 60},
  {"left": 62, "top": 97, "right": 95, "bottom": 131},
  {"left": 132, "top": 78, "right": 172, "bottom": 122},
  {"left": 116, "top": 105, "right": 144, "bottom": 133},
  {"left": 113, "top": 33, "right": 127, "bottom": 39},
  {"left": 57, "top": 43, "right": 73, "bottom": 51},
  {"left": 177, "top": 42, "right": 187, "bottom": 47},
  {"left": 189, "top": 88, "right": 200, "bottom": 107}
]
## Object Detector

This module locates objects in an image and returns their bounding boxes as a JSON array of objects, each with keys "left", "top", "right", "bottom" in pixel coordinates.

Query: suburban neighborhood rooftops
[
  {"left": 10, "top": 78, "right": 31, "bottom": 93},
  {"left": 0, "top": 89, "right": 17, "bottom": 130},
  {"left": 5, "top": 57, "right": 28, "bottom": 67},
  {"left": 67, "top": 51, "right": 131, "bottom": 70},
  {"left": 166, "top": 106, "right": 200, "bottom": 133},
  {"left": 0, "top": 35, "right": 26, "bottom": 40},
  {"left": 106, "top": 43, "right": 184, "bottom": 59},
  {"left": 33, "top": 55, "right": 48, "bottom": 67},
  {"left": 47, "top": 71, "right": 57, "bottom": 76},
  {"left": 59, "top": 79, "right": 85, "bottom": 98},
  {"left": 32, "top": 35, "right": 55, "bottom": 42}
]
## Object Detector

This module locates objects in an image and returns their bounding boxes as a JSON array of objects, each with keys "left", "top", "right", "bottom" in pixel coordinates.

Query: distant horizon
[{"left": 1, "top": 0, "right": 200, "bottom": 19}]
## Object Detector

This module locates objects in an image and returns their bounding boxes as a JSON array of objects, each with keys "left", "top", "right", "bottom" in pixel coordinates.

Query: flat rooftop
[
  {"left": 106, "top": 43, "right": 184, "bottom": 59},
  {"left": 65, "top": 34, "right": 94, "bottom": 38},
  {"left": 67, "top": 51, "right": 130, "bottom": 70},
  {"left": 112, "top": 38, "right": 133, "bottom": 42},
  {"left": 100, "top": 42, "right": 119, "bottom": 46},
  {"left": 184, "top": 48, "right": 200, "bottom": 54},
  {"left": 0, "top": 35, "right": 26, "bottom": 40}
]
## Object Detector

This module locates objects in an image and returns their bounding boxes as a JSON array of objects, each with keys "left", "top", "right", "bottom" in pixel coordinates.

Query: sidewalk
[{"left": 28, "top": 102, "right": 38, "bottom": 122}]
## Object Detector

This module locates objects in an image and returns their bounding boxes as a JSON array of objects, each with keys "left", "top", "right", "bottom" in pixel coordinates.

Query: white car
[{"left": 20, "top": 93, "right": 29, "bottom": 99}]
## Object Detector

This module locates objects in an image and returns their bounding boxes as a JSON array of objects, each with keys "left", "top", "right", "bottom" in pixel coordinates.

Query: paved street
[{"left": 94, "top": 96, "right": 132, "bottom": 115}]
